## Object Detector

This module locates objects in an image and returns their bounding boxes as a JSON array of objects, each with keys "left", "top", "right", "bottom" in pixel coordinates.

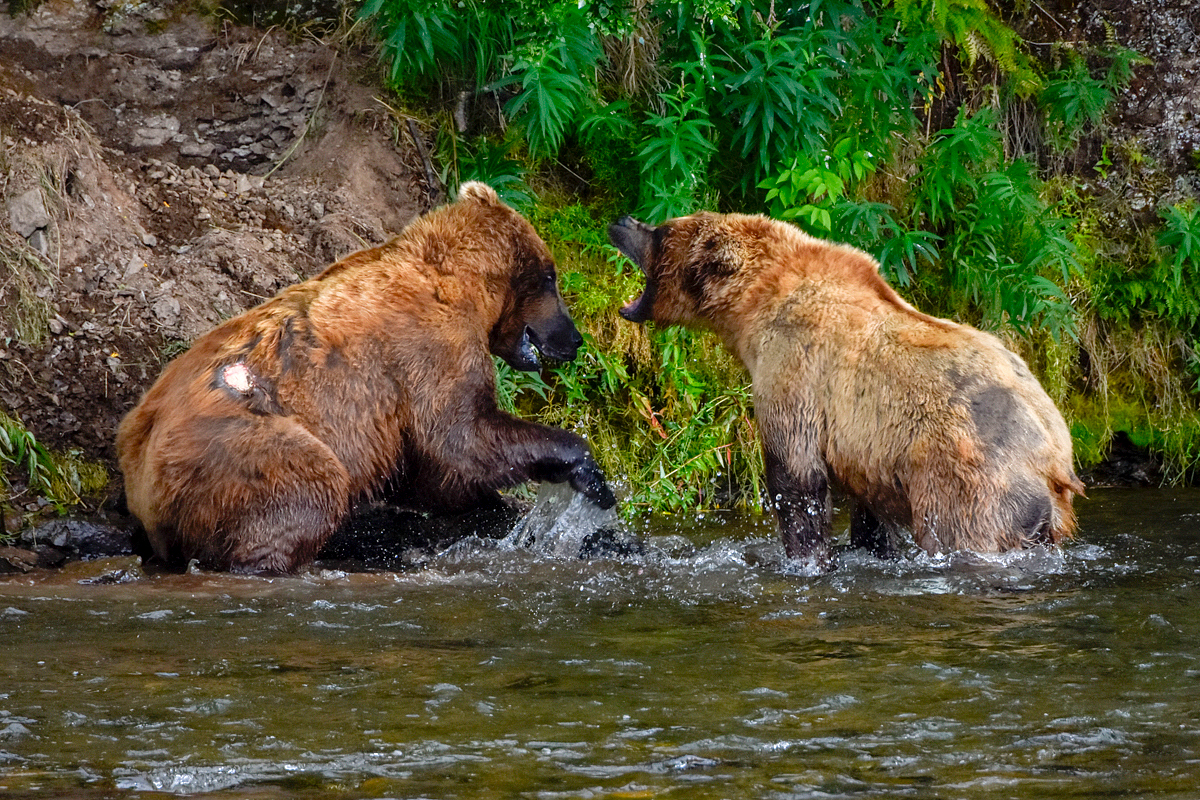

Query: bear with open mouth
[{"left": 610, "top": 211, "right": 1083, "bottom": 571}]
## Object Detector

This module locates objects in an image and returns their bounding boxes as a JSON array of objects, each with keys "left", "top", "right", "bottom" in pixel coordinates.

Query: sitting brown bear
[
  {"left": 609, "top": 212, "right": 1084, "bottom": 570},
  {"left": 117, "top": 182, "right": 614, "bottom": 574}
]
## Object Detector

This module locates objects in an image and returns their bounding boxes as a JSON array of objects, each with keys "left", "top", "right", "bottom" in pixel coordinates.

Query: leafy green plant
[
  {"left": 889, "top": 0, "right": 1040, "bottom": 94},
  {"left": 834, "top": 201, "right": 940, "bottom": 287},
  {"left": 761, "top": 139, "right": 865, "bottom": 233},
  {"left": 712, "top": 24, "right": 839, "bottom": 192},
  {"left": 1158, "top": 201, "right": 1200, "bottom": 292},
  {"left": 637, "top": 86, "right": 716, "bottom": 219},
  {"left": 1040, "top": 52, "right": 1113, "bottom": 150},
  {"left": 455, "top": 138, "right": 533, "bottom": 209},
  {"left": 499, "top": 7, "right": 604, "bottom": 157},
  {"left": 1, "top": 411, "right": 80, "bottom": 511},
  {"left": 360, "top": 0, "right": 470, "bottom": 87},
  {"left": 910, "top": 109, "right": 1080, "bottom": 338}
]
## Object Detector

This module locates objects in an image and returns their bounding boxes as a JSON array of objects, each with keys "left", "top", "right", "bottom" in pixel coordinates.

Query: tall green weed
[{"left": 362, "top": 1, "right": 1200, "bottom": 494}]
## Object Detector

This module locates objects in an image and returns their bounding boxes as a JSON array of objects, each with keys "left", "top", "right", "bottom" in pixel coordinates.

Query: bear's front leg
[
  {"left": 525, "top": 429, "right": 616, "bottom": 510},
  {"left": 763, "top": 446, "right": 832, "bottom": 570},
  {"left": 428, "top": 409, "right": 616, "bottom": 510}
]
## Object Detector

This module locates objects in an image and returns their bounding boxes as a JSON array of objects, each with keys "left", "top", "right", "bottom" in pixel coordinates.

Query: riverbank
[{"left": 1, "top": 1, "right": 1197, "bottom": 556}]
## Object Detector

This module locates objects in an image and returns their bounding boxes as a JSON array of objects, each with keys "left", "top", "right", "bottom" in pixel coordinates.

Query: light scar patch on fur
[{"left": 221, "top": 361, "right": 255, "bottom": 395}]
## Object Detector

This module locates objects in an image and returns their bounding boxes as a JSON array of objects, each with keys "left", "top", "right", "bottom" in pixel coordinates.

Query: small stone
[
  {"left": 8, "top": 188, "right": 51, "bottom": 237},
  {"left": 130, "top": 114, "right": 181, "bottom": 148},
  {"left": 124, "top": 254, "right": 145, "bottom": 278},
  {"left": 152, "top": 295, "right": 181, "bottom": 324},
  {"left": 141, "top": 231, "right": 158, "bottom": 247},
  {"left": 27, "top": 228, "right": 49, "bottom": 255},
  {"left": 0, "top": 546, "right": 38, "bottom": 574},
  {"left": 180, "top": 141, "right": 215, "bottom": 158}
]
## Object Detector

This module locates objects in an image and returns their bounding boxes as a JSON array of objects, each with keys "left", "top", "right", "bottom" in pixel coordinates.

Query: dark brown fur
[
  {"left": 610, "top": 212, "right": 1084, "bottom": 570},
  {"left": 117, "top": 183, "right": 614, "bottom": 574}
]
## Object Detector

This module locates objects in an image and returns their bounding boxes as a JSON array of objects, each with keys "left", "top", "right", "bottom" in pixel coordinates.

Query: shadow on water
[{"left": 1, "top": 487, "right": 1199, "bottom": 798}]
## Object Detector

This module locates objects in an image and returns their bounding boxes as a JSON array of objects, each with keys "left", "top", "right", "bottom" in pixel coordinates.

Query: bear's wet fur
[
  {"left": 610, "top": 212, "right": 1084, "bottom": 570},
  {"left": 117, "top": 182, "right": 614, "bottom": 574}
]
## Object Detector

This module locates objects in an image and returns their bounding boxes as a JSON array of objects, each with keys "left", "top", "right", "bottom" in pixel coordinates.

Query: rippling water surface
[{"left": 2, "top": 487, "right": 1199, "bottom": 799}]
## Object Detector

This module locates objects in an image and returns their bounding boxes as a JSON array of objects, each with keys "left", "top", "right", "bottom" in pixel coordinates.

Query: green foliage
[
  {"left": 762, "top": 108, "right": 1080, "bottom": 339},
  {"left": 889, "top": 0, "right": 1040, "bottom": 94},
  {"left": 0, "top": 411, "right": 84, "bottom": 513},
  {"left": 361, "top": 2, "right": 1200, "bottom": 499},
  {"left": 711, "top": 22, "right": 840, "bottom": 191},
  {"left": 1038, "top": 40, "right": 1143, "bottom": 151},
  {"left": 762, "top": 137, "right": 868, "bottom": 233},
  {"left": 834, "top": 201, "right": 940, "bottom": 287},
  {"left": 1040, "top": 54, "right": 1112, "bottom": 150},
  {"left": 1157, "top": 201, "right": 1200, "bottom": 293},
  {"left": 499, "top": 7, "right": 605, "bottom": 157},
  {"left": 1090, "top": 201, "right": 1200, "bottom": 334},
  {"left": 911, "top": 110, "right": 1080, "bottom": 338},
  {"left": 455, "top": 138, "right": 533, "bottom": 209},
  {"left": 637, "top": 87, "right": 716, "bottom": 219}
]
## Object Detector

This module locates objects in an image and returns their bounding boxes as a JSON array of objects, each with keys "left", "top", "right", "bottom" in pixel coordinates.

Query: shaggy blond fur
[{"left": 611, "top": 211, "right": 1083, "bottom": 568}]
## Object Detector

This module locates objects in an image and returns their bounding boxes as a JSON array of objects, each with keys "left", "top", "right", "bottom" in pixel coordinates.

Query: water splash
[{"left": 503, "top": 482, "right": 627, "bottom": 558}]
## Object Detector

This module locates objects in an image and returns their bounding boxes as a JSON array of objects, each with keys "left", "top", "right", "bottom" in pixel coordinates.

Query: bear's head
[
  {"left": 608, "top": 212, "right": 751, "bottom": 328},
  {"left": 458, "top": 182, "right": 584, "bottom": 371}
]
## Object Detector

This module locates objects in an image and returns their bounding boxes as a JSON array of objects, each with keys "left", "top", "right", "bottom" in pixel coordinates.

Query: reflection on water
[{"left": 1, "top": 488, "right": 1199, "bottom": 799}]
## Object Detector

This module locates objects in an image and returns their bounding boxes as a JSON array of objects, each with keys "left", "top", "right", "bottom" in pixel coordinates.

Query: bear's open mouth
[
  {"left": 618, "top": 266, "right": 656, "bottom": 323},
  {"left": 608, "top": 216, "right": 656, "bottom": 323},
  {"left": 619, "top": 291, "right": 650, "bottom": 322},
  {"left": 511, "top": 327, "right": 542, "bottom": 370}
]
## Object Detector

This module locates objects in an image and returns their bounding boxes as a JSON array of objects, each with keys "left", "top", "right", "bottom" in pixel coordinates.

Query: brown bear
[
  {"left": 609, "top": 212, "right": 1084, "bottom": 570},
  {"left": 116, "top": 182, "right": 614, "bottom": 574}
]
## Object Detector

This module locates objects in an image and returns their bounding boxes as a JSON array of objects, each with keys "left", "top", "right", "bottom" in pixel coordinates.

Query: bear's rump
[{"left": 144, "top": 410, "right": 351, "bottom": 567}]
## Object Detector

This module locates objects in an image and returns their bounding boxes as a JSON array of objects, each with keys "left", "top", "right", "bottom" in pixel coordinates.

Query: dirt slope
[{"left": 0, "top": 0, "right": 435, "bottom": 487}]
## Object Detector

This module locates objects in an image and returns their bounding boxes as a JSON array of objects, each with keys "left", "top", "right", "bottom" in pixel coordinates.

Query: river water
[{"left": 1, "top": 487, "right": 1198, "bottom": 799}]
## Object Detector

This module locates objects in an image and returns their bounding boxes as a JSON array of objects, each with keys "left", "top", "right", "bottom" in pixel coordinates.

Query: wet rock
[
  {"left": 21, "top": 518, "right": 135, "bottom": 561},
  {"left": 0, "top": 547, "right": 39, "bottom": 574},
  {"left": 70, "top": 556, "right": 146, "bottom": 585},
  {"left": 1082, "top": 431, "right": 1163, "bottom": 487},
  {"left": 7, "top": 187, "right": 51, "bottom": 237}
]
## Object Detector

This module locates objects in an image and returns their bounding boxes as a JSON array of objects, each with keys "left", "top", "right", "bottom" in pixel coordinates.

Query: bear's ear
[{"left": 457, "top": 181, "right": 500, "bottom": 206}]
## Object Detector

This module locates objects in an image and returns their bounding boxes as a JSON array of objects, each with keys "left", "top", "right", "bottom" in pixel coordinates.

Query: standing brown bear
[
  {"left": 609, "top": 212, "right": 1084, "bottom": 570},
  {"left": 117, "top": 182, "right": 614, "bottom": 574}
]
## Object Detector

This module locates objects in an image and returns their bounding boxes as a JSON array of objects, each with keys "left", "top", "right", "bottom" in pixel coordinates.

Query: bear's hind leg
[
  {"left": 849, "top": 503, "right": 897, "bottom": 559},
  {"left": 162, "top": 415, "right": 352, "bottom": 574},
  {"left": 225, "top": 492, "right": 346, "bottom": 574}
]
